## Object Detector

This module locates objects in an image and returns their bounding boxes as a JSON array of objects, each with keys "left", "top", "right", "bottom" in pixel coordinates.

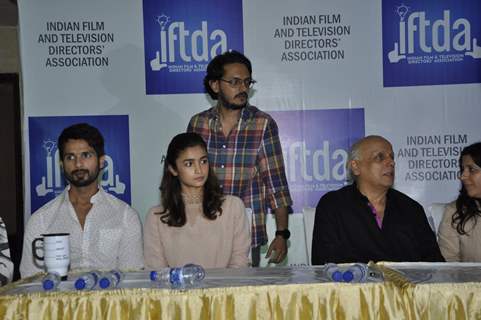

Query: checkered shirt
[{"left": 188, "top": 105, "right": 292, "bottom": 247}]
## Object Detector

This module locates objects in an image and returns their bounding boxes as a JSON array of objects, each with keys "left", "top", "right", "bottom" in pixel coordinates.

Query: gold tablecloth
[
  {"left": 405, "top": 282, "right": 481, "bottom": 320},
  {"left": 2, "top": 264, "right": 481, "bottom": 319}
]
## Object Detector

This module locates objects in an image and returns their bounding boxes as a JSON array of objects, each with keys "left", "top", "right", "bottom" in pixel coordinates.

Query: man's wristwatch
[{"left": 275, "top": 229, "right": 291, "bottom": 240}]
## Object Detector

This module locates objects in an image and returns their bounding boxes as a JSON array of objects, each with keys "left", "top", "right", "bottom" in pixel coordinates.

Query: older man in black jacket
[{"left": 311, "top": 135, "right": 444, "bottom": 264}]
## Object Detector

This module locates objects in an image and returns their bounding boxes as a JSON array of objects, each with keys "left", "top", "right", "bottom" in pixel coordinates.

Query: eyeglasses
[{"left": 219, "top": 78, "right": 257, "bottom": 88}]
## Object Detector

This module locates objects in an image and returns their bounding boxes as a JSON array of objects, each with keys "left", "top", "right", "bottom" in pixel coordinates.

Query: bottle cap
[
  {"left": 150, "top": 271, "right": 158, "bottom": 281},
  {"left": 99, "top": 278, "right": 110, "bottom": 289},
  {"left": 75, "top": 278, "right": 86, "bottom": 290},
  {"left": 42, "top": 279, "right": 55, "bottom": 290},
  {"left": 331, "top": 270, "right": 343, "bottom": 282},
  {"left": 343, "top": 270, "right": 354, "bottom": 282}
]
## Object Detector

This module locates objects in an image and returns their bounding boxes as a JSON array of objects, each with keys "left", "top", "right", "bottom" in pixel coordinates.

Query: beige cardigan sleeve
[
  {"left": 437, "top": 202, "right": 461, "bottom": 262},
  {"left": 143, "top": 207, "right": 168, "bottom": 269},
  {"left": 226, "top": 196, "right": 251, "bottom": 268}
]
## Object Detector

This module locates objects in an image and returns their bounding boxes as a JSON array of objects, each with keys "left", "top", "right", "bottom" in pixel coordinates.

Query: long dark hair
[
  {"left": 158, "top": 132, "right": 224, "bottom": 226},
  {"left": 452, "top": 142, "right": 481, "bottom": 235}
]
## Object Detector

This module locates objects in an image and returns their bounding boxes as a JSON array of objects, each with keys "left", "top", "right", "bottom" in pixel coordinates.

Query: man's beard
[
  {"left": 64, "top": 165, "right": 101, "bottom": 188},
  {"left": 218, "top": 90, "right": 248, "bottom": 110}
]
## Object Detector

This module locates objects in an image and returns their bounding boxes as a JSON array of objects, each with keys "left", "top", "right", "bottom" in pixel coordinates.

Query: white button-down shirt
[{"left": 20, "top": 186, "right": 143, "bottom": 277}]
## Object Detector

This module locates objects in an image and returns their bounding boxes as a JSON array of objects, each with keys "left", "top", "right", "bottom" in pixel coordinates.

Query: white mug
[{"left": 32, "top": 233, "right": 70, "bottom": 277}]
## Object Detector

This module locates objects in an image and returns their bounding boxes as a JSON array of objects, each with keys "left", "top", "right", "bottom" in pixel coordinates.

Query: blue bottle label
[{"left": 170, "top": 268, "right": 183, "bottom": 286}]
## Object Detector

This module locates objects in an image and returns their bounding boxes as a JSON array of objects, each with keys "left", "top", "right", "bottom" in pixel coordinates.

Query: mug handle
[{"left": 32, "top": 238, "right": 44, "bottom": 261}]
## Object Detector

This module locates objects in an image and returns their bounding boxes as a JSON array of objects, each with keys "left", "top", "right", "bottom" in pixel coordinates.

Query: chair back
[
  {"left": 302, "top": 207, "right": 316, "bottom": 265},
  {"left": 427, "top": 203, "right": 448, "bottom": 237}
]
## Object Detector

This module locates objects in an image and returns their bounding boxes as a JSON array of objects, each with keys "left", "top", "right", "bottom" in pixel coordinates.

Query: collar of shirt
[
  {"left": 350, "top": 184, "right": 395, "bottom": 223},
  {"left": 62, "top": 185, "right": 106, "bottom": 223},
  {"left": 207, "top": 104, "right": 255, "bottom": 123},
  {"left": 351, "top": 183, "right": 393, "bottom": 204},
  {"left": 64, "top": 184, "right": 102, "bottom": 204}
]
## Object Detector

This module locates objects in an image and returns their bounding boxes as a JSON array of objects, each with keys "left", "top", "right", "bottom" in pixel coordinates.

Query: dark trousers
[{"left": 251, "top": 246, "right": 261, "bottom": 267}]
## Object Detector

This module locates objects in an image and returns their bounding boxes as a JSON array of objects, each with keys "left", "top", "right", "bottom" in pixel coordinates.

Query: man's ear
[
  {"left": 99, "top": 155, "right": 106, "bottom": 170},
  {"left": 168, "top": 165, "right": 178, "bottom": 176},
  {"left": 350, "top": 160, "right": 361, "bottom": 176},
  {"left": 209, "top": 79, "right": 220, "bottom": 94}
]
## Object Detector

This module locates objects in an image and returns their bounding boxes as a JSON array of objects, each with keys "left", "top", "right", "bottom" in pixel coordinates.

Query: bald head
[
  {"left": 351, "top": 136, "right": 390, "bottom": 159},
  {"left": 347, "top": 136, "right": 395, "bottom": 189}
]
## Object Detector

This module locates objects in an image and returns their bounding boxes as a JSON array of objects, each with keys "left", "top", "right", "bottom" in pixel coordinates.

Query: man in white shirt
[{"left": 20, "top": 123, "right": 143, "bottom": 277}]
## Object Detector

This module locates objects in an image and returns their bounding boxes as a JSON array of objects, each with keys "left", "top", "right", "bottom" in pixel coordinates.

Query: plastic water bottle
[
  {"left": 341, "top": 264, "right": 369, "bottom": 282},
  {"left": 323, "top": 263, "right": 345, "bottom": 282},
  {"left": 98, "top": 270, "right": 123, "bottom": 289},
  {"left": 150, "top": 264, "right": 205, "bottom": 288},
  {"left": 323, "top": 263, "right": 382, "bottom": 283},
  {"left": 74, "top": 271, "right": 99, "bottom": 290},
  {"left": 42, "top": 272, "right": 61, "bottom": 291}
]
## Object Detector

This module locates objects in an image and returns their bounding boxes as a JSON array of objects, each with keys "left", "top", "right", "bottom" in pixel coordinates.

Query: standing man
[
  {"left": 20, "top": 123, "right": 143, "bottom": 277},
  {"left": 188, "top": 51, "right": 292, "bottom": 266},
  {"left": 311, "top": 135, "right": 444, "bottom": 264}
]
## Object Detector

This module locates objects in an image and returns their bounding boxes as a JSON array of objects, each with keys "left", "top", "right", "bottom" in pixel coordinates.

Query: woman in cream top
[
  {"left": 143, "top": 133, "right": 250, "bottom": 269},
  {"left": 438, "top": 142, "right": 481, "bottom": 262}
]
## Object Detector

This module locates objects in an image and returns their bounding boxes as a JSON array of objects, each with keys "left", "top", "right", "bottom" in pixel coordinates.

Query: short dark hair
[
  {"left": 58, "top": 123, "right": 105, "bottom": 159},
  {"left": 204, "top": 50, "right": 252, "bottom": 100},
  {"left": 158, "top": 132, "right": 224, "bottom": 227}
]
